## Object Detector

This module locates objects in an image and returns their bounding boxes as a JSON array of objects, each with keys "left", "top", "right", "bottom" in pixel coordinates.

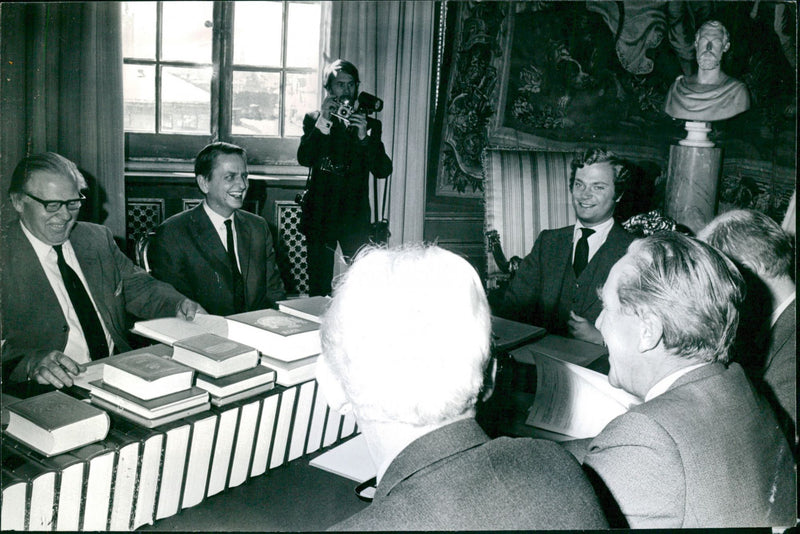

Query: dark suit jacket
[
  {"left": 1, "top": 221, "right": 188, "bottom": 382},
  {"left": 148, "top": 204, "right": 285, "bottom": 316},
  {"left": 576, "top": 363, "right": 796, "bottom": 528},
  {"left": 764, "top": 300, "right": 796, "bottom": 428},
  {"left": 332, "top": 418, "right": 608, "bottom": 531},
  {"left": 497, "top": 222, "right": 634, "bottom": 334}
]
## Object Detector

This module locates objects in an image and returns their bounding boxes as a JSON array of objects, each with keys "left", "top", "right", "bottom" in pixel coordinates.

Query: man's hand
[
  {"left": 348, "top": 113, "right": 368, "bottom": 140},
  {"left": 176, "top": 299, "right": 206, "bottom": 321},
  {"left": 28, "top": 351, "right": 83, "bottom": 388},
  {"left": 320, "top": 96, "right": 338, "bottom": 120},
  {"left": 568, "top": 311, "right": 604, "bottom": 345}
]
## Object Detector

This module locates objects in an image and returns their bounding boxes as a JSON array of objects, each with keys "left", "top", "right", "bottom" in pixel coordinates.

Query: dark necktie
[
  {"left": 225, "top": 219, "right": 246, "bottom": 313},
  {"left": 573, "top": 228, "right": 595, "bottom": 278},
  {"left": 53, "top": 245, "right": 109, "bottom": 360}
]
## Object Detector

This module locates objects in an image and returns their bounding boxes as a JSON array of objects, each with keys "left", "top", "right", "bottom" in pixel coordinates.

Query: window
[{"left": 122, "top": 1, "right": 323, "bottom": 166}]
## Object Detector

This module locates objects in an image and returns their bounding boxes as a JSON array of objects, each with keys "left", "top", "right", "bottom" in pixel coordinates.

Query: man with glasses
[
  {"left": 1, "top": 152, "right": 204, "bottom": 390},
  {"left": 148, "top": 142, "right": 285, "bottom": 316}
]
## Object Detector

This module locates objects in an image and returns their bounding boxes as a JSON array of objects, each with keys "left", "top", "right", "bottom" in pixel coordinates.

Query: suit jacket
[
  {"left": 578, "top": 363, "right": 796, "bottom": 528},
  {"left": 1, "top": 221, "right": 187, "bottom": 382},
  {"left": 148, "top": 204, "right": 285, "bottom": 317},
  {"left": 764, "top": 300, "right": 796, "bottom": 430},
  {"left": 332, "top": 418, "right": 608, "bottom": 531},
  {"left": 497, "top": 222, "right": 634, "bottom": 334}
]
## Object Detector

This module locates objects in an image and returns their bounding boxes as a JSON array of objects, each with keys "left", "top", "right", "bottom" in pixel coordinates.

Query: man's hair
[
  {"left": 323, "top": 59, "right": 360, "bottom": 91},
  {"left": 319, "top": 243, "right": 492, "bottom": 426},
  {"left": 698, "top": 209, "right": 794, "bottom": 280},
  {"left": 8, "top": 152, "right": 87, "bottom": 196},
  {"left": 194, "top": 142, "right": 246, "bottom": 179},
  {"left": 617, "top": 233, "right": 745, "bottom": 364},
  {"left": 569, "top": 148, "right": 630, "bottom": 200},
  {"left": 695, "top": 20, "right": 730, "bottom": 47}
]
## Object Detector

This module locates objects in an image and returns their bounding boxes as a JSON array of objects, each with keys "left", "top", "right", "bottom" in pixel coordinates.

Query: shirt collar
[
  {"left": 644, "top": 362, "right": 708, "bottom": 402},
  {"left": 202, "top": 201, "right": 234, "bottom": 229},
  {"left": 771, "top": 292, "right": 795, "bottom": 327},
  {"left": 574, "top": 216, "right": 615, "bottom": 243},
  {"left": 19, "top": 220, "right": 67, "bottom": 262}
]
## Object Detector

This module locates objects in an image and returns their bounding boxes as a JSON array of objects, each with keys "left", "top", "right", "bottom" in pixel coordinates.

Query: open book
[{"left": 525, "top": 352, "right": 641, "bottom": 439}]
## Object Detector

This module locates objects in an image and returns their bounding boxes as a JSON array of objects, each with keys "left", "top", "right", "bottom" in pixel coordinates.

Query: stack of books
[
  {"left": 173, "top": 333, "right": 276, "bottom": 406},
  {"left": 88, "top": 349, "right": 210, "bottom": 428},
  {"left": 226, "top": 308, "right": 322, "bottom": 387}
]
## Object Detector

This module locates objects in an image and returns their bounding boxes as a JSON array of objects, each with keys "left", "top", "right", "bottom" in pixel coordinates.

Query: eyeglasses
[{"left": 24, "top": 192, "right": 85, "bottom": 213}]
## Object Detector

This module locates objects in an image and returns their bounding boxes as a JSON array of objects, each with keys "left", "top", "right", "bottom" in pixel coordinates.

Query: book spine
[
  {"left": 132, "top": 430, "right": 165, "bottom": 530},
  {"left": 154, "top": 421, "right": 192, "bottom": 520},
  {"left": 269, "top": 385, "right": 298, "bottom": 469},
  {"left": 250, "top": 390, "right": 280, "bottom": 478},
  {"left": 322, "top": 404, "right": 344, "bottom": 449},
  {"left": 287, "top": 380, "right": 316, "bottom": 462},
  {"left": 206, "top": 405, "right": 240, "bottom": 497},
  {"left": 180, "top": 412, "right": 219, "bottom": 510},
  {"left": 103, "top": 429, "right": 142, "bottom": 531},
  {"left": 71, "top": 442, "right": 115, "bottom": 531},
  {"left": 1, "top": 443, "right": 57, "bottom": 531},
  {"left": 1, "top": 467, "right": 27, "bottom": 531},
  {"left": 227, "top": 397, "right": 262, "bottom": 488},
  {"left": 305, "top": 381, "right": 329, "bottom": 456}
]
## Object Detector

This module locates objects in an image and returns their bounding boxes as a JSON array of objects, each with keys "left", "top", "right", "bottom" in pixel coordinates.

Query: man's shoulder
[{"left": 70, "top": 221, "right": 113, "bottom": 241}]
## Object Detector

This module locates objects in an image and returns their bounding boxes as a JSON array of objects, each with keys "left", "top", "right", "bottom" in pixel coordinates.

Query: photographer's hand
[
  {"left": 321, "top": 96, "right": 338, "bottom": 120},
  {"left": 349, "top": 113, "right": 368, "bottom": 141}
]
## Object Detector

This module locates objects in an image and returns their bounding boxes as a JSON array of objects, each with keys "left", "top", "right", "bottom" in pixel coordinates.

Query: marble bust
[{"left": 664, "top": 20, "right": 750, "bottom": 122}]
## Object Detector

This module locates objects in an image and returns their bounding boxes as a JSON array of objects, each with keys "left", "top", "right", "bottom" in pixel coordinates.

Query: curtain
[
  {"left": 0, "top": 3, "right": 125, "bottom": 240},
  {"left": 325, "top": 1, "right": 434, "bottom": 244}
]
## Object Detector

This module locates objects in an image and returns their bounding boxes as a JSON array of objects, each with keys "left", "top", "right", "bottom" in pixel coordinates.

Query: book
[
  {"left": 305, "top": 383, "right": 329, "bottom": 456},
  {"left": 525, "top": 352, "right": 641, "bottom": 439},
  {"left": 250, "top": 391, "right": 280, "bottom": 478},
  {"left": 72, "top": 344, "right": 173, "bottom": 393},
  {"left": 226, "top": 309, "right": 321, "bottom": 362},
  {"left": 260, "top": 353, "right": 319, "bottom": 387},
  {"left": 173, "top": 333, "right": 259, "bottom": 378},
  {"left": 89, "top": 380, "right": 209, "bottom": 419},
  {"left": 103, "top": 428, "right": 142, "bottom": 531},
  {"left": 131, "top": 313, "right": 229, "bottom": 345},
  {"left": 277, "top": 295, "right": 332, "bottom": 323},
  {"left": 103, "top": 351, "right": 195, "bottom": 400},
  {"left": 70, "top": 441, "right": 116, "bottom": 531},
  {"left": 206, "top": 405, "right": 239, "bottom": 497},
  {"left": 155, "top": 420, "right": 192, "bottom": 520},
  {"left": 196, "top": 364, "right": 276, "bottom": 398},
  {"left": 510, "top": 333, "right": 608, "bottom": 368},
  {"left": 288, "top": 380, "right": 316, "bottom": 462},
  {"left": 181, "top": 412, "right": 218, "bottom": 510},
  {"left": 490, "top": 315, "right": 547, "bottom": 352},
  {"left": 4, "top": 390, "right": 110, "bottom": 457},
  {"left": 309, "top": 434, "right": 376, "bottom": 483},
  {"left": 1, "top": 467, "right": 27, "bottom": 531},
  {"left": 228, "top": 398, "right": 262, "bottom": 488},
  {"left": 270, "top": 385, "right": 298, "bottom": 468},
  {"left": 1, "top": 443, "right": 57, "bottom": 530},
  {"left": 209, "top": 382, "right": 276, "bottom": 407},
  {"left": 91, "top": 396, "right": 210, "bottom": 428}
]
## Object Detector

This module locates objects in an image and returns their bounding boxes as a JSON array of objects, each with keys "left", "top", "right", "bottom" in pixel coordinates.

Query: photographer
[{"left": 297, "top": 59, "right": 393, "bottom": 296}]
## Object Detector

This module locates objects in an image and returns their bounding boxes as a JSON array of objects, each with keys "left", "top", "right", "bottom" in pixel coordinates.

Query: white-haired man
[
  {"left": 698, "top": 209, "right": 796, "bottom": 445},
  {"left": 317, "top": 244, "right": 608, "bottom": 530},
  {"left": 565, "top": 233, "right": 795, "bottom": 528}
]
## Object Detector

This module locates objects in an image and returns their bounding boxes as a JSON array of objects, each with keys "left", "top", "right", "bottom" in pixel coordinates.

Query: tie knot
[
  {"left": 53, "top": 244, "right": 65, "bottom": 260},
  {"left": 224, "top": 219, "right": 233, "bottom": 229},
  {"left": 580, "top": 228, "right": 595, "bottom": 240}
]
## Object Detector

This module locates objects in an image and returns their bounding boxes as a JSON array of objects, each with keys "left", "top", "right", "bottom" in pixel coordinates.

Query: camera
[
  {"left": 331, "top": 98, "right": 355, "bottom": 126},
  {"left": 330, "top": 92, "right": 383, "bottom": 127}
]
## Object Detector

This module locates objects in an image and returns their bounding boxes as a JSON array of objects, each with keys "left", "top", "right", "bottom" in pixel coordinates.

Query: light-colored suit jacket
[
  {"left": 764, "top": 300, "right": 796, "bottom": 430},
  {"left": 497, "top": 222, "right": 634, "bottom": 334},
  {"left": 149, "top": 204, "right": 285, "bottom": 317},
  {"left": 1, "top": 221, "right": 187, "bottom": 382},
  {"left": 332, "top": 418, "right": 608, "bottom": 531},
  {"left": 576, "top": 363, "right": 796, "bottom": 528}
]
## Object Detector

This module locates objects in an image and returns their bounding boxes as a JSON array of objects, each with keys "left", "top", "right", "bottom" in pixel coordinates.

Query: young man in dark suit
[
  {"left": 149, "top": 142, "right": 285, "bottom": 316},
  {"left": 1, "top": 152, "right": 203, "bottom": 388},
  {"left": 496, "top": 148, "right": 635, "bottom": 343},
  {"left": 316, "top": 244, "right": 608, "bottom": 531}
]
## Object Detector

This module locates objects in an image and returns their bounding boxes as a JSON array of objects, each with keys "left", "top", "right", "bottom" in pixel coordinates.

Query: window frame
[{"left": 123, "top": 0, "right": 321, "bottom": 170}]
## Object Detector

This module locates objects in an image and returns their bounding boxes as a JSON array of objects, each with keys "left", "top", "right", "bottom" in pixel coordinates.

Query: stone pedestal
[{"left": 665, "top": 144, "right": 722, "bottom": 234}]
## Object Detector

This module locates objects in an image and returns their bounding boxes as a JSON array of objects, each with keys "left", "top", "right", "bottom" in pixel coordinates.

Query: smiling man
[
  {"left": 1, "top": 152, "right": 203, "bottom": 389},
  {"left": 149, "top": 142, "right": 285, "bottom": 316},
  {"left": 496, "top": 148, "right": 634, "bottom": 343}
]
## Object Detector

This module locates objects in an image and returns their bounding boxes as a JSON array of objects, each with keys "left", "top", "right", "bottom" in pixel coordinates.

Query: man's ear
[
  {"left": 196, "top": 175, "right": 210, "bottom": 195},
  {"left": 315, "top": 357, "right": 351, "bottom": 414},
  {"left": 9, "top": 192, "right": 24, "bottom": 214},
  {"left": 637, "top": 312, "right": 663, "bottom": 353}
]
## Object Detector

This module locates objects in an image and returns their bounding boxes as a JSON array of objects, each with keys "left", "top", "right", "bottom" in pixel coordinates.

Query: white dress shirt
[
  {"left": 645, "top": 362, "right": 708, "bottom": 402},
  {"left": 203, "top": 202, "right": 241, "bottom": 271},
  {"left": 771, "top": 292, "right": 795, "bottom": 327},
  {"left": 20, "top": 221, "right": 113, "bottom": 364},
  {"left": 572, "top": 217, "right": 615, "bottom": 265}
]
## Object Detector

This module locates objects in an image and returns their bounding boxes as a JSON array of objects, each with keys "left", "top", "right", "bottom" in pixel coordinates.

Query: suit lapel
[
  {"left": 190, "top": 205, "right": 231, "bottom": 273},
  {"left": 233, "top": 211, "right": 251, "bottom": 282}
]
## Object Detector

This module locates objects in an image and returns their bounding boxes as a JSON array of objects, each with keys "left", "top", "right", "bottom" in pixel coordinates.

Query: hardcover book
[
  {"left": 103, "top": 351, "right": 195, "bottom": 400},
  {"left": 173, "top": 333, "right": 259, "bottom": 377},
  {"left": 4, "top": 390, "right": 110, "bottom": 457},
  {"left": 277, "top": 295, "right": 332, "bottom": 323},
  {"left": 131, "top": 314, "right": 229, "bottom": 345},
  {"left": 89, "top": 380, "right": 209, "bottom": 419},
  {"left": 226, "top": 309, "right": 321, "bottom": 362},
  {"left": 510, "top": 333, "right": 608, "bottom": 368},
  {"left": 209, "top": 382, "right": 275, "bottom": 407},
  {"left": 490, "top": 315, "right": 547, "bottom": 353},
  {"left": 195, "top": 364, "right": 276, "bottom": 397},
  {"left": 91, "top": 397, "right": 210, "bottom": 428},
  {"left": 259, "top": 353, "right": 319, "bottom": 387}
]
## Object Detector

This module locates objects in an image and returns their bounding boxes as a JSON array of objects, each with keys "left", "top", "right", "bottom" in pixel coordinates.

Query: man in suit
[
  {"left": 1, "top": 152, "right": 203, "bottom": 389},
  {"left": 496, "top": 148, "right": 635, "bottom": 343},
  {"left": 565, "top": 233, "right": 796, "bottom": 528},
  {"left": 316, "top": 244, "right": 608, "bottom": 531},
  {"left": 149, "top": 142, "right": 285, "bottom": 316},
  {"left": 698, "top": 209, "right": 796, "bottom": 446}
]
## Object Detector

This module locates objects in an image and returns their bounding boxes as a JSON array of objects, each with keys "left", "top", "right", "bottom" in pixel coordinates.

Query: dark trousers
[{"left": 306, "top": 230, "right": 369, "bottom": 296}]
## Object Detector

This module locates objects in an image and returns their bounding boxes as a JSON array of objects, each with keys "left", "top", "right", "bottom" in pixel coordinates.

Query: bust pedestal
[
  {"left": 679, "top": 121, "right": 714, "bottom": 147},
  {"left": 665, "top": 144, "right": 722, "bottom": 234}
]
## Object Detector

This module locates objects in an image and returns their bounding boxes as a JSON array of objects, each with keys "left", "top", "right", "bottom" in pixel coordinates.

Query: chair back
[{"left": 135, "top": 232, "right": 155, "bottom": 272}]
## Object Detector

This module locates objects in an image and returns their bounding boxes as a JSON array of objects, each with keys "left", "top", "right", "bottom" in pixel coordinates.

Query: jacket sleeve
[
  {"left": 297, "top": 111, "right": 326, "bottom": 168},
  {"left": 361, "top": 118, "right": 392, "bottom": 178},
  {"left": 494, "top": 233, "right": 545, "bottom": 324},
  {"left": 148, "top": 223, "right": 195, "bottom": 303},
  {"left": 262, "top": 221, "right": 286, "bottom": 306}
]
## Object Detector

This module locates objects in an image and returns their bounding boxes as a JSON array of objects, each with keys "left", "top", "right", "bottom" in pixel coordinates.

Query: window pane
[
  {"left": 161, "top": 66, "right": 212, "bottom": 134},
  {"left": 123, "top": 64, "right": 156, "bottom": 132},
  {"left": 286, "top": 3, "right": 321, "bottom": 68},
  {"left": 233, "top": 1, "right": 283, "bottom": 67},
  {"left": 232, "top": 71, "right": 281, "bottom": 136},
  {"left": 162, "top": 2, "right": 213, "bottom": 63},
  {"left": 285, "top": 72, "right": 319, "bottom": 137},
  {"left": 121, "top": 2, "right": 156, "bottom": 59}
]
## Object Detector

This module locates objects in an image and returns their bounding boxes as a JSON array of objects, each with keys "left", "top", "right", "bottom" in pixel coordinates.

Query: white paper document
[
  {"left": 132, "top": 314, "right": 229, "bottom": 345},
  {"left": 309, "top": 434, "right": 376, "bottom": 483}
]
